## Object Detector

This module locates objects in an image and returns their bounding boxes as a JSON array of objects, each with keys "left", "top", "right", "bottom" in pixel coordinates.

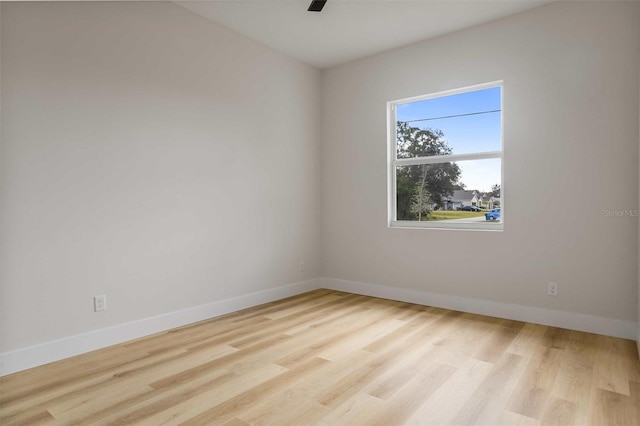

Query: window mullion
[{"left": 393, "top": 151, "right": 501, "bottom": 167}]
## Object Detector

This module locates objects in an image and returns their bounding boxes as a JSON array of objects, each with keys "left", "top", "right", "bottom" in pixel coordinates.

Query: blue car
[{"left": 485, "top": 208, "right": 501, "bottom": 221}]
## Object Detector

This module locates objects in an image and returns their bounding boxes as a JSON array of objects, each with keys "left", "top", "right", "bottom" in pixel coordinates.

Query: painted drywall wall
[
  {"left": 0, "top": 2, "right": 4, "bottom": 360},
  {"left": 321, "top": 1, "right": 640, "bottom": 324},
  {"left": 0, "top": 1, "right": 321, "bottom": 353}
]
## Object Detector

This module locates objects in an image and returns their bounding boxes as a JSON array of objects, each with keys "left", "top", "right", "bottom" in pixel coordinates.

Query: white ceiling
[{"left": 176, "top": 0, "right": 551, "bottom": 69}]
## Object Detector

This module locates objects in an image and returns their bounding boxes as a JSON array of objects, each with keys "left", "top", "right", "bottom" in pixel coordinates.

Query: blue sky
[{"left": 397, "top": 86, "right": 501, "bottom": 192}]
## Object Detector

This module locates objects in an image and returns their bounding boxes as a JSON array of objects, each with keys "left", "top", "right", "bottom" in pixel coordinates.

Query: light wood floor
[{"left": 1, "top": 289, "right": 639, "bottom": 425}]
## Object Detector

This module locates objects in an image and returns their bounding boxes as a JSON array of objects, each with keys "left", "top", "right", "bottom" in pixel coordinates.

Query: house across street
[{"left": 440, "top": 189, "right": 500, "bottom": 211}]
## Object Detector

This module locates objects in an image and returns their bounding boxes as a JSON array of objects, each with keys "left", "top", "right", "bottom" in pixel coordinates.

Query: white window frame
[{"left": 387, "top": 81, "right": 504, "bottom": 231}]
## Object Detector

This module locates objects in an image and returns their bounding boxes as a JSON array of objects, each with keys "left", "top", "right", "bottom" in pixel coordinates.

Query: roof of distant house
[{"left": 445, "top": 190, "right": 477, "bottom": 202}]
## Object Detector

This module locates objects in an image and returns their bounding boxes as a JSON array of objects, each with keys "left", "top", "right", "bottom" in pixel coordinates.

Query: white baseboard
[
  {"left": 3, "top": 276, "right": 637, "bottom": 376},
  {"left": 322, "top": 277, "right": 638, "bottom": 340},
  {"left": 0, "top": 278, "right": 321, "bottom": 377}
]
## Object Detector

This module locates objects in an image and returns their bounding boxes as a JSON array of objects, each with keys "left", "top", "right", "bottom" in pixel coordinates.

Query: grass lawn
[{"left": 426, "top": 210, "right": 485, "bottom": 221}]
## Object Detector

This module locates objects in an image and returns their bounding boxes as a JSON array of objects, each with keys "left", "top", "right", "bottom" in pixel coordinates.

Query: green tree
[
  {"left": 409, "top": 166, "right": 432, "bottom": 221},
  {"left": 396, "top": 122, "right": 462, "bottom": 220}
]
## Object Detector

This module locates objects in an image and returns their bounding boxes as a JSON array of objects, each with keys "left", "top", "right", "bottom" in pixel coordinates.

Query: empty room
[{"left": 1, "top": 0, "right": 639, "bottom": 424}]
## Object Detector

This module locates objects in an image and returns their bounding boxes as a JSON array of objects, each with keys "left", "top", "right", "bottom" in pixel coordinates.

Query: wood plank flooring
[{"left": 1, "top": 289, "right": 639, "bottom": 425}]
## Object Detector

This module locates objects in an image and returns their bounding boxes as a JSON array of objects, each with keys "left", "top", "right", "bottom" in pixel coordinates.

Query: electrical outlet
[
  {"left": 547, "top": 282, "right": 558, "bottom": 297},
  {"left": 94, "top": 294, "right": 106, "bottom": 312},
  {"left": 298, "top": 261, "right": 305, "bottom": 272}
]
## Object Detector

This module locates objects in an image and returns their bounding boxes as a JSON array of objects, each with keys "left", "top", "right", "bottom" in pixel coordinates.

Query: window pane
[
  {"left": 396, "top": 86, "right": 501, "bottom": 158},
  {"left": 396, "top": 159, "right": 501, "bottom": 223}
]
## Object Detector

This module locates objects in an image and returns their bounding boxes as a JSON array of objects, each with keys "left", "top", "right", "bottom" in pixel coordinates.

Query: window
[{"left": 388, "top": 82, "right": 503, "bottom": 230}]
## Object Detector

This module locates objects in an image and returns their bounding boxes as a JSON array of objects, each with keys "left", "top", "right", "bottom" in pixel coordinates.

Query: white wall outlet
[
  {"left": 298, "top": 261, "right": 305, "bottom": 272},
  {"left": 94, "top": 294, "right": 107, "bottom": 312},
  {"left": 547, "top": 282, "right": 558, "bottom": 297}
]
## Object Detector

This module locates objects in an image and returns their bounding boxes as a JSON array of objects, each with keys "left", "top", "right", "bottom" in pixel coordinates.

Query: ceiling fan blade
[{"left": 308, "top": 0, "right": 327, "bottom": 12}]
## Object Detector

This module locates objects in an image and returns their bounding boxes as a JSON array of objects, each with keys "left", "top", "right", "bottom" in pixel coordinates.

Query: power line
[{"left": 400, "top": 109, "right": 501, "bottom": 124}]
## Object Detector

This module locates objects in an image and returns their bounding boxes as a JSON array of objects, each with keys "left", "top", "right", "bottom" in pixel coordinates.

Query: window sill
[{"left": 389, "top": 220, "right": 503, "bottom": 231}]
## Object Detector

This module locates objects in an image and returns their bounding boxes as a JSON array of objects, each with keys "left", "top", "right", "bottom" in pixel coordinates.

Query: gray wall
[
  {"left": 0, "top": 1, "right": 322, "bottom": 352},
  {"left": 321, "top": 1, "right": 640, "bottom": 324}
]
